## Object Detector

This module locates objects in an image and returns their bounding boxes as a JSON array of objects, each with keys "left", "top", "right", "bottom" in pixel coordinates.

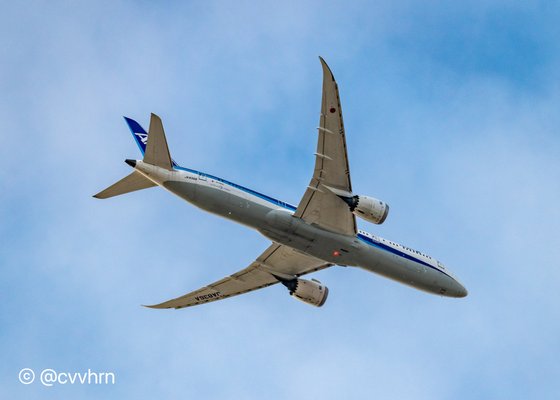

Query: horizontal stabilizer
[
  {"left": 93, "top": 171, "right": 156, "bottom": 199},
  {"left": 144, "top": 113, "right": 173, "bottom": 170}
]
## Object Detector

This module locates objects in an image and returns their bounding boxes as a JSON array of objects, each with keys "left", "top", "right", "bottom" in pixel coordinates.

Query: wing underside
[
  {"left": 294, "top": 57, "right": 356, "bottom": 236},
  {"left": 146, "top": 244, "right": 331, "bottom": 309}
]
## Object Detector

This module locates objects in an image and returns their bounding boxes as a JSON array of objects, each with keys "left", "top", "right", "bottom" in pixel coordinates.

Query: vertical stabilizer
[
  {"left": 124, "top": 117, "right": 148, "bottom": 155},
  {"left": 93, "top": 113, "right": 173, "bottom": 200}
]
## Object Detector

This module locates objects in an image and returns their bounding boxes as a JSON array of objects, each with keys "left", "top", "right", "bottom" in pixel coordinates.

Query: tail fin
[
  {"left": 125, "top": 114, "right": 175, "bottom": 169},
  {"left": 93, "top": 171, "right": 156, "bottom": 199},
  {"left": 94, "top": 113, "right": 173, "bottom": 199},
  {"left": 124, "top": 116, "right": 149, "bottom": 155}
]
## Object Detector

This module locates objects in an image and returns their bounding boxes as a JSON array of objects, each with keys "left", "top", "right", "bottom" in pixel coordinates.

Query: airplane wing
[
  {"left": 293, "top": 57, "right": 356, "bottom": 236},
  {"left": 146, "top": 243, "right": 331, "bottom": 309}
]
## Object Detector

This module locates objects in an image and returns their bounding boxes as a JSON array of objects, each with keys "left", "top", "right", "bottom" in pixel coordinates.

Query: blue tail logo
[
  {"left": 123, "top": 115, "right": 178, "bottom": 168},
  {"left": 136, "top": 132, "right": 148, "bottom": 145},
  {"left": 124, "top": 116, "right": 148, "bottom": 155}
]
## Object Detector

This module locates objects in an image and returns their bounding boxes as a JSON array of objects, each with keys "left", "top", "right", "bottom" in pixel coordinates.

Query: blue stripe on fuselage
[
  {"left": 357, "top": 234, "right": 451, "bottom": 278},
  {"left": 173, "top": 164, "right": 449, "bottom": 279},
  {"left": 173, "top": 165, "right": 297, "bottom": 212}
]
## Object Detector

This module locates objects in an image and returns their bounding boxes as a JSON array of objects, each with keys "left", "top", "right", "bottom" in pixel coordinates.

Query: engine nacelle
[
  {"left": 343, "top": 195, "right": 389, "bottom": 224},
  {"left": 282, "top": 278, "right": 329, "bottom": 307}
]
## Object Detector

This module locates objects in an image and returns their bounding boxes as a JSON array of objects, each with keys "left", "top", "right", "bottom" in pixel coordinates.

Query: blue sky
[{"left": 2, "top": 1, "right": 559, "bottom": 399}]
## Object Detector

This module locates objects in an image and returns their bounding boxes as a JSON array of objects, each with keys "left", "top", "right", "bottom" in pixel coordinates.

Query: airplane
[{"left": 94, "top": 57, "right": 467, "bottom": 309}]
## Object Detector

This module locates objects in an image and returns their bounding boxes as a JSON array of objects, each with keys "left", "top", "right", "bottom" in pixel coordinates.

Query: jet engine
[
  {"left": 341, "top": 195, "right": 389, "bottom": 224},
  {"left": 280, "top": 278, "right": 329, "bottom": 307}
]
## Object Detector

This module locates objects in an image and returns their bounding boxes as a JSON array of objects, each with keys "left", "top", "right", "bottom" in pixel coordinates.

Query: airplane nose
[{"left": 453, "top": 282, "right": 468, "bottom": 298}]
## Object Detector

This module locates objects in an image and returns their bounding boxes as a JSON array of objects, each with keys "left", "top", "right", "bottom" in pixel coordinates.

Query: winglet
[{"left": 319, "top": 56, "right": 336, "bottom": 82}]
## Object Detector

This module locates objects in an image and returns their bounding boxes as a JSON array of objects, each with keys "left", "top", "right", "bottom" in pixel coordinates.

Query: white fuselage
[{"left": 134, "top": 160, "right": 467, "bottom": 298}]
